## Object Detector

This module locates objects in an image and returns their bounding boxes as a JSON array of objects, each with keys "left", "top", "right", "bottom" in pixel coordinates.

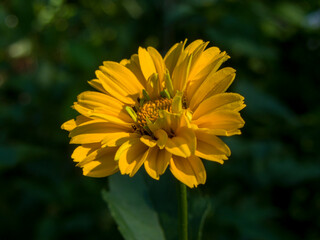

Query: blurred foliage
[{"left": 1, "top": 0, "right": 320, "bottom": 239}]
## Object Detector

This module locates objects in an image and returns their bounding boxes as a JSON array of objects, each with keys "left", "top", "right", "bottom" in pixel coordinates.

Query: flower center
[{"left": 135, "top": 98, "right": 172, "bottom": 133}]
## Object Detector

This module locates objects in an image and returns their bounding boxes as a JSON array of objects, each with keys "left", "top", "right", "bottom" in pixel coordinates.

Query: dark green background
[{"left": 1, "top": 0, "right": 320, "bottom": 239}]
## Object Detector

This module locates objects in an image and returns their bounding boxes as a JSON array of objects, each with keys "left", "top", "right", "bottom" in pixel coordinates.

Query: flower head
[{"left": 61, "top": 39, "right": 245, "bottom": 188}]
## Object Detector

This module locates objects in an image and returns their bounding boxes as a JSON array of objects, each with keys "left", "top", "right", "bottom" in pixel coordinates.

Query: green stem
[{"left": 177, "top": 181, "right": 188, "bottom": 240}]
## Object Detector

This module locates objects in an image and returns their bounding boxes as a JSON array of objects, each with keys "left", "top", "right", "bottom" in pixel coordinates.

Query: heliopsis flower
[{"left": 61, "top": 39, "right": 245, "bottom": 188}]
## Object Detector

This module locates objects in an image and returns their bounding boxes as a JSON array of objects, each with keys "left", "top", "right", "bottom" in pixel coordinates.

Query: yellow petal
[
  {"left": 192, "top": 93, "right": 245, "bottom": 120},
  {"left": 195, "top": 128, "right": 230, "bottom": 155},
  {"left": 144, "top": 148, "right": 171, "bottom": 180},
  {"left": 88, "top": 109, "right": 132, "bottom": 127},
  {"left": 165, "top": 127, "right": 196, "bottom": 158},
  {"left": 189, "top": 67, "right": 236, "bottom": 111},
  {"left": 147, "top": 47, "right": 166, "bottom": 85},
  {"left": 186, "top": 52, "right": 229, "bottom": 102},
  {"left": 172, "top": 91, "right": 183, "bottom": 113},
  {"left": 61, "top": 119, "right": 76, "bottom": 131},
  {"left": 95, "top": 70, "right": 135, "bottom": 105},
  {"left": 96, "top": 61, "right": 143, "bottom": 104},
  {"left": 170, "top": 155, "right": 206, "bottom": 188},
  {"left": 75, "top": 91, "right": 132, "bottom": 124},
  {"left": 69, "top": 122, "right": 130, "bottom": 144},
  {"left": 184, "top": 39, "right": 205, "bottom": 52},
  {"left": 188, "top": 47, "right": 222, "bottom": 81},
  {"left": 121, "top": 54, "right": 147, "bottom": 87},
  {"left": 117, "top": 138, "right": 149, "bottom": 177},
  {"left": 193, "top": 110, "right": 245, "bottom": 132},
  {"left": 172, "top": 52, "right": 192, "bottom": 92},
  {"left": 82, "top": 160, "right": 119, "bottom": 177},
  {"left": 71, "top": 143, "right": 101, "bottom": 163},
  {"left": 146, "top": 73, "right": 161, "bottom": 99},
  {"left": 140, "top": 135, "right": 157, "bottom": 147},
  {"left": 61, "top": 115, "right": 93, "bottom": 132},
  {"left": 88, "top": 79, "right": 108, "bottom": 94},
  {"left": 194, "top": 128, "right": 230, "bottom": 163},
  {"left": 79, "top": 147, "right": 119, "bottom": 177},
  {"left": 185, "top": 40, "right": 210, "bottom": 77},
  {"left": 164, "top": 40, "right": 186, "bottom": 74},
  {"left": 138, "top": 47, "right": 157, "bottom": 82},
  {"left": 154, "top": 129, "right": 168, "bottom": 149},
  {"left": 102, "top": 132, "right": 139, "bottom": 147},
  {"left": 102, "top": 61, "right": 144, "bottom": 95},
  {"left": 192, "top": 125, "right": 242, "bottom": 137}
]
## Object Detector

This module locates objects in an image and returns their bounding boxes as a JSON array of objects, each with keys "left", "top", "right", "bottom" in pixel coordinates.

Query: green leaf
[{"left": 102, "top": 173, "right": 166, "bottom": 240}]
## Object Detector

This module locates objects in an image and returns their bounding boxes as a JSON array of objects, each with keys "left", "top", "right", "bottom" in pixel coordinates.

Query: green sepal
[
  {"left": 125, "top": 106, "right": 137, "bottom": 122},
  {"left": 160, "top": 89, "right": 171, "bottom": 99},
  {"left": 140, "top": 97, "right": 145, "bottom": 107},
  {"left": 143, "top": 124, "right": 153, "bottom": 136},
  {"left": 143, "top": 89, "right": 151, "bottom": 101}
]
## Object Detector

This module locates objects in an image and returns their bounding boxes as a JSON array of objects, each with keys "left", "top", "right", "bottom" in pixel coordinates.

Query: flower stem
[{"left": 177, "top": 181, "right": 188, "bottom": 240}]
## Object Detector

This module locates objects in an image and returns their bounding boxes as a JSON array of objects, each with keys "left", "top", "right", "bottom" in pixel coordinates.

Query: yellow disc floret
[{"left": 136, "top": 98, "right": 172, "bottom": 133}]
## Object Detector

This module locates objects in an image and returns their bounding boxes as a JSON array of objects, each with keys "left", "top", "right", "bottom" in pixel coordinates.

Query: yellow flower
[{"left": 61, "top": 39, "right": 245, "bottom": 188}]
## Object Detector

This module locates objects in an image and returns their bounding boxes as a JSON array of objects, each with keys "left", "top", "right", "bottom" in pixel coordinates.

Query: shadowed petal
[
  {"left": 117, "top": 138, "right": 149, "bottom": 177},
  {"left": 189, "top": 67, "right": 236, "bottom": 111},
  {"left": 170, "top": 155, "right": 206, "bottom": 188},
  {"left": 164, "top": 40, "right": 187, "bottom": 74},
  {"left": 71, "top": 143, "right": 101, "bottom": 163},
  {"left": 69, "top": 122, "right": 131, "bottom": 144},
  {"left": 165, "top": 127, "right": 196, "bottom": 158},
  {"left": 148, "top": 47, "right": 166, "bottom": 85},
  {"left": 192, "top": 110, "right": 245, "bottom": 132},
  {"left": 144, "top": 148, "right": 171, "bottom": 180},
  {"left": 193, "top": 93, "right": 245, "bottom": 120},
  {"left": 79, "top": 147, "right": 119, "bottom": 177},
  {"left": 121, "top": 54, "right": 147, "bottom": 87},
  {"left": 194, "top": 128, "right": 231, "bottom": 163}
]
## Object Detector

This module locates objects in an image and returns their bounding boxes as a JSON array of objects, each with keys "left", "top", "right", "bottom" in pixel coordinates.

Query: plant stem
[{"left": 177, "top": 181, "right": 188, "bottom": 240}]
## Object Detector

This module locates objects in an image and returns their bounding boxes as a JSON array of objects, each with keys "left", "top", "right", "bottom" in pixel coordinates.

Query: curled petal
[
  {"left": 170, "top": 155, "right": 206, "bottom": 188},
  {"left": 140, "top": 135, "right": 157, "bottom": 148},
  {"left": 165, "top": 127, "right": 196, "bottom": 158},
  {"left": 77, "top": 147, "right": 119, "bottom": 177},
  {"left": 117, "top": 138, "right": 149, "bottom": 177},
  {"left": 194, "top": 128, "right": 230, "bottom": 163},
  {"left": 144, "top": 148, "right": 171, "bottom": 180},
  {"left": 154, "top": 129, "right": 168, "bottom": 149}
]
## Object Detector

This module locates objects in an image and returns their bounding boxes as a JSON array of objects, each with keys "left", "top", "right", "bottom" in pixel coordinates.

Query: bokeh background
[{"left": 1, "top": 0, "right": 320, "bottom": 239}]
